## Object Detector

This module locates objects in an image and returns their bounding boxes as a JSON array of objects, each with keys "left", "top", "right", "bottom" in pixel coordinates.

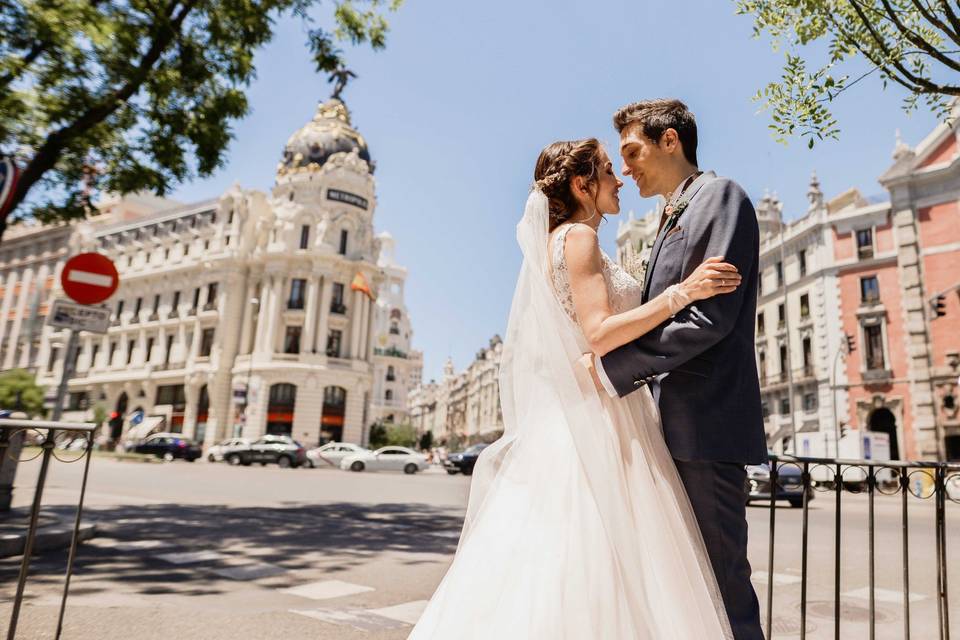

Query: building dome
[{"left": 278, "top": 99, "right": 373, "bottom": 175}]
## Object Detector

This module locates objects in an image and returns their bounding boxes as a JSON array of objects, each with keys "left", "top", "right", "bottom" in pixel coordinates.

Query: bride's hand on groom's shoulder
[
  {"left": 681, "top": 256, "right": 741, "bottom": 302},
  {"left": 578, "top": 352, "right": 605, "bottom": 395}
]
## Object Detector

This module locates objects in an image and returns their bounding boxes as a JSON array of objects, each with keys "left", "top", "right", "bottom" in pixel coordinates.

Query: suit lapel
[{"left": 641, "top": 171, "right": 717, "bottom": 302}]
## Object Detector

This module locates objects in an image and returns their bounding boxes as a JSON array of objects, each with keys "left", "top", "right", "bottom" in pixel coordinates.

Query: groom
[{"left": 591, "top": 99, "right": 768, "bottom": 640}]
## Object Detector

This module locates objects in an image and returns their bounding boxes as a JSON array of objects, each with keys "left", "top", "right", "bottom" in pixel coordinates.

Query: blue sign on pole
[{"left": 129, "top": 410, "right": 144, "bottom": 426}]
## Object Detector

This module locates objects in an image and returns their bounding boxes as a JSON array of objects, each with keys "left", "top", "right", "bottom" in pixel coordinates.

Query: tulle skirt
[{"left": 407, "top": 387, "right": 732, "bottom": 639}]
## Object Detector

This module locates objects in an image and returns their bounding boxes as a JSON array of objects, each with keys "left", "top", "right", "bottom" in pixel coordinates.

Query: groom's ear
[{"left": 659, "top": 128, "right": 681, "bottom": 154}]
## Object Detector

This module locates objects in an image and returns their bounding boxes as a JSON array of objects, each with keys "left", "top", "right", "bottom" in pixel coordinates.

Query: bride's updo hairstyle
[{"left": 534, "top": 138, "right": 603, "bottom": 231}]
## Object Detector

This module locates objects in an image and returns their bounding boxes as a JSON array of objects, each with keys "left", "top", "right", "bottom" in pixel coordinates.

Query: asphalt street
[{"left": 0, "top": 456, "right": 956, "bottom": 639}]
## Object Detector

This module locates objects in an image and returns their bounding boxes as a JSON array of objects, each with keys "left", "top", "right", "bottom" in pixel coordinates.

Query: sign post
[{"left": 48, "top": 253, "right": 119, "bottom": 420}]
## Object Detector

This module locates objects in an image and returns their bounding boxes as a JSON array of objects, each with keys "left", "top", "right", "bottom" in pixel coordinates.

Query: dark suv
[
  {"left": 132, "top": 433, "right": 202, "bottom": 462},
  {"left": 444, "top": 444, "right": 488, "bottom": 476},
  {"left": 224, "top": 435, "right": 307, "bottom": 468}
]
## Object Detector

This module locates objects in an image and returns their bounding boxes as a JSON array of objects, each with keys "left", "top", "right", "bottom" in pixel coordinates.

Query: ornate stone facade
[
  {"left": 14, "top": 98, "right": 418, "bottom": 448},
  {"left": 408, "top": 336, "right": 503, "bottom": 444}
]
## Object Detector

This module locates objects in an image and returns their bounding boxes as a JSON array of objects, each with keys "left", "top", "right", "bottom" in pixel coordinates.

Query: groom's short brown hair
[{"left": 613, "top": 99, "right": 698, "bottom": 166}]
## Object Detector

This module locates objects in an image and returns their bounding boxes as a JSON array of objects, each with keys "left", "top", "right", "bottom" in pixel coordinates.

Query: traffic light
[
  {"left": 844, "top": 333, "right": 856, "bottom": 354},
  {"left": 108, "top": 411, "right": 123, "bottom": 439},
  {"left": 932, "top": 294, "right": 946, "bottom": 318}
]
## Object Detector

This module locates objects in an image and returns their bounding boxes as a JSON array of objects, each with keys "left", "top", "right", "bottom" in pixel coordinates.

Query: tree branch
[
  {"left": 0, "top": 41, "right": 48, "bottom": 89},
  {"left": 845, "top": 0, "right": 957, "bottom": 94},
  {"left": 939, "top": 0, "right": 960, "bottom": 37},
  {"left": 6, "top": 0, "right": 197, "bottom": 220},
  {"left": 879, "top": 0, "right": 960, "bottom": 71},
  {"left": 909, "top": 0, "right": 960, "bottom": 47}
]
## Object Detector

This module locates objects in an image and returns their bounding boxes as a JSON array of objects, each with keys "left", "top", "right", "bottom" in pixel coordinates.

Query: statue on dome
[{"left": 329, "top": 68, "right": 357, "bottom": 101}]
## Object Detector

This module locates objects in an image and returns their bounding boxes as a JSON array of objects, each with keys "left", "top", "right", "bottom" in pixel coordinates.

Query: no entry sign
[{"left": 61, "top": 252, "right": 119, "bottom": 305}]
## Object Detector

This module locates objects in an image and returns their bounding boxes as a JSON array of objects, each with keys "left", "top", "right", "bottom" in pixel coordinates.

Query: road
[{"left": 0, "top": 456, "right": 957, "bottom": 639}]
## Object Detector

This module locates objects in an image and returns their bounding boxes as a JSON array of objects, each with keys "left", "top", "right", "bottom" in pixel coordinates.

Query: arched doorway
[
  {"left": 195, "top": 385, "right": 209, "bottom": 444},
  {"left": 868, "top": 407, "right": 899, "bottom": 460},
  {"left": 267, "top": 383, "right": 296, "bottom": 435},
  {"left": 321, "top": 386, "right": 346, "bottom": 443}
]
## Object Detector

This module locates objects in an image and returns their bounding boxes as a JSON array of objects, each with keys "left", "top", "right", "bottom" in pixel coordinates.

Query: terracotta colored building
[{"left": 832, "top": 119, "right": 960, "bottom": 460}]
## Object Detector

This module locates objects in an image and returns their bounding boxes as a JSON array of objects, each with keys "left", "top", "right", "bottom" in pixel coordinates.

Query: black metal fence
[
  {"left": 0, "top": 419, "right": 95, "bottom": 640},
  {"left": 764, "top": 454, "right": 959, "bottom": 639}
]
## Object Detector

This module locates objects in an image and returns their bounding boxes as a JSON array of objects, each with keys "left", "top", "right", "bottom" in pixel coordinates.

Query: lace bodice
[{"left": 549, "top": 223, "right": 644, "bottom": 323}]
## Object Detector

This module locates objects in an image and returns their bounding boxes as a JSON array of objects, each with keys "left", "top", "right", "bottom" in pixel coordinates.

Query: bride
[{"left": 409, "top": 138, "right": 742, "bottom": 639}]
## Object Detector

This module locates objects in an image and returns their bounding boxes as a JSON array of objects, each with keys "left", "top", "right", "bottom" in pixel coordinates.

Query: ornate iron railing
[
  {"left": 0, "top": 419, "right": 96, "bottom": 640},
  {"left": 763, "top": 454, "right": 959, "bottom": 639}
]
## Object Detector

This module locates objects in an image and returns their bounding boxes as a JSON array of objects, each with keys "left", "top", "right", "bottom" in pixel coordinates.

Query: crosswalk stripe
[
  {"left": 289, "top": 607, "right": 407, "bottom": 631},
  {"left": 156, "top": 550, "right": 226, "bottom": 564},
  {"left": 367, "top": 600, "right": 429, "bottom": 625},
  {"left": 751, "top": 571, "right": 802, "bottom": 586},
  {"left": 212, "top": 562, "right": 286, "bottom": 580},
  {"left": 282, "top": 580, "right": 375, "bottom": 600},
  {"left": 842, "top": 586, "right": 927, "bottom": 604}
]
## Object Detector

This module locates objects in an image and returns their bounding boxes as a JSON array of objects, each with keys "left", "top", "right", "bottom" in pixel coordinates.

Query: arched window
[
  {"left": 267, "top": 383, "right": 297, "bottom": 435},
  {"left": 321, "top": 386, "right": 347, "bottom": 442},
  {"left": 385, "top": 389, "right": 393, "bottom": 401},
  {"left": 386, "top": 365, "right": 395, "bottom": 382}
]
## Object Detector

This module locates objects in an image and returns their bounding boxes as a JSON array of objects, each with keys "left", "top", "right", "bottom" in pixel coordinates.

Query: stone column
[
  {"left": 317, "top": 276, "right": 333, "bottom": 355},
  {"left": 892, "top": 205, "right": 939, "bottom": 458},
  {"left": 349, "top": 290, "right": 362, "bottom": 358},
  {"left": 302, "top": 274, "right": 320, "bottom": 353},
  {"left": 359, "top": 295, "right": 371, "bottom": 361},
  {"left": 205, "top": 272, "right": 248, "bottom": 447},
  {"left": 266, "top": 275, "right": 284, "bottom": 354},
  {"left": 365, "top": 298, "right": 377, "bottom": 361},
  {"left": 183, "top": 379, "right": 200, "bottom": 439},
  {"left": 253, "top": 277, "right": 271, "bottom": 355},
  {"left": 238, "top": 279, "right": 257, "bottom": 355}
]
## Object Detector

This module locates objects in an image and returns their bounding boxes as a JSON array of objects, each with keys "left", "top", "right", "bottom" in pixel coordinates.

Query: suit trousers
[{"left": 674, "top": 460, "right": 765, "bottom": 640}]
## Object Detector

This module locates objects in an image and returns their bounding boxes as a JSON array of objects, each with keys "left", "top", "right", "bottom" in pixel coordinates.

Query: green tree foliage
[
  {"left": 0, "top": 369, "right": 46, "bottom": 416},
  {"left": 368, "top": 422, "right": 417, "bottom": 449},
  {"left": 0, "top": 0, "right": 400, "bottom": 240},
  {"left": 737, "top": 0, "right": 960, "bottom": 147}
]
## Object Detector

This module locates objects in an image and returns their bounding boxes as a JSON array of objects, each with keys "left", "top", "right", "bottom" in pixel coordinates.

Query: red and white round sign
[{"left": 61, "top": 253, "right": 119, "bottom": 305}]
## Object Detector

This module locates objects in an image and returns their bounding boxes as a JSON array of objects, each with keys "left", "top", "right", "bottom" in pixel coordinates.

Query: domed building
[{"left": 31, "top": 97, "right": 421, "bottom": 448}]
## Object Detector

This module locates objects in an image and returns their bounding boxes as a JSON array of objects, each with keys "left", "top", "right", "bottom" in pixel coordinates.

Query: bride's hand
[
  {"left": 578, "top": 353, "right": 606, "bottom": 394},
  {"left": 681, "top": 256, "right": 741, "bottom": 301}
]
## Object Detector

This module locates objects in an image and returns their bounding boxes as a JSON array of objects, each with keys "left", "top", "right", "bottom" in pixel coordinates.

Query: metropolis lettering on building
[{"left": 327, "top": 188, "right": 369, "bottom": 210}]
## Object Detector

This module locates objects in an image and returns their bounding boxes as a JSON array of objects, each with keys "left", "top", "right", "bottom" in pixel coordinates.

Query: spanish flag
[{"left": 351, "top": 272, "right": 375, "bottom": 300}]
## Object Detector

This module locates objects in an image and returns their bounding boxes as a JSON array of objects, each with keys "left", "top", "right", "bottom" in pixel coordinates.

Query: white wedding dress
[{"left": 408, "top": 192, "right": 732, "bottom": 639}]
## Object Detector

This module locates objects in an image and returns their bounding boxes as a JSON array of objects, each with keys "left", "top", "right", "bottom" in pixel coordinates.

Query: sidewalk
[{"left": 0, "top": 508, "right": 97, "bottom": 558}]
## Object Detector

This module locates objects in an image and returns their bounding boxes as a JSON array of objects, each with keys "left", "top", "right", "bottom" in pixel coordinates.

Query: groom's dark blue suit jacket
[{"left": 601, "top": 173, "right": 768, "bottom": 465}]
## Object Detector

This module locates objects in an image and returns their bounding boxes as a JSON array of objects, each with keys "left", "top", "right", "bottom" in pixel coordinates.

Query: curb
[{"left": 0, "top": 521, "right": 97, "bottom": 558}]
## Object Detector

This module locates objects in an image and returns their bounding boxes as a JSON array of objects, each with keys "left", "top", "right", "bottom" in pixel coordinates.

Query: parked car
[
  {"left": 305, "top": 442, "right": 370, "bottom": 468},
  {"left": 131, "top": 433, "right": 202, "bottom": 462},
  {"left": 745, "top": 460, "right": 813, "bottom": 508},
  {"left": 223, "top": 435, "right": 307, "bottom": 468},
  {"left": 207, "top": 437, "right": 252, "bottom": 462},
  {"left": 444, "top": 443, "right": 489, "bottom": 476},
  {"left": 340, "top": 446, "right": 430, "bottom": 474}
]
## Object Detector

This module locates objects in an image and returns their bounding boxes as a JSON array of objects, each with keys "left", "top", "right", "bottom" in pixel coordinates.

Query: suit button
[{"left": 633, "top": 380, "right": 642, "bottom": 388}]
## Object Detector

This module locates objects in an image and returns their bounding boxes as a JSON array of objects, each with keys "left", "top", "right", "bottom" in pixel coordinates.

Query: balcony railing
[
  {"left": 330, "top": 303, "right": 347, "bottom": 315},
  {"left": 761, "top": 454, "right": 958, "bottom": 640},
  {"left": 374, "top": 347, "right": 408, "bottom": 359}
]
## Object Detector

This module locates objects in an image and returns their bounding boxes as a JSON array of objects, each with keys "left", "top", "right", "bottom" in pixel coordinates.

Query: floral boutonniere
[{"left": 664, "top": 199, "right": 689, "bottom": 233}]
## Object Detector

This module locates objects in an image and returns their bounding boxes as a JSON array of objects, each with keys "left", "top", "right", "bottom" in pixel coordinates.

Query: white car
[
  {"left": 340, "top": 446, "right": 430, "bottom": 474},
  {"left": 305, "top": 442, "right": 370, "bottom": 468},
  {"left": 207, "top": 437, "right": 252, "bottom": 462}
]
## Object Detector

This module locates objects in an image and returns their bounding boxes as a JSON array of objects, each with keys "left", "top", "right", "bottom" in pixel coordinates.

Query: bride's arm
[{"left": 564, "top": 224, "right": 740, "bottom": 357}]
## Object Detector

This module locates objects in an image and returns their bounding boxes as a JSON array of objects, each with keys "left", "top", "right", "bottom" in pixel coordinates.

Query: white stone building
[
  {"left": 22, "top": 98, "right": 419, "bottom": 448},
  {"left": 408, "top": 336, "right": 503, "bottom": 445}
]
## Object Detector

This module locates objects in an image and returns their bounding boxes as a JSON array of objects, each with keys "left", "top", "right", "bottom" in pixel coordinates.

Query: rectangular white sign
[{"left": 47, "top": 298, "right": 111, "bottom": 334}]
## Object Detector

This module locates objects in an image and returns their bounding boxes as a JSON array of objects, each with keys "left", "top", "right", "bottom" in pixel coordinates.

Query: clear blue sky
[{"left": 171, "top": 0, "right": 939, "bottom": 382}]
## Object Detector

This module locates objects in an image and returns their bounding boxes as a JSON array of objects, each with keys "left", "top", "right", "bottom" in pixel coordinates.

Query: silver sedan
[{"left": 340, "top": 446, "right": 430, "bottom": 474}]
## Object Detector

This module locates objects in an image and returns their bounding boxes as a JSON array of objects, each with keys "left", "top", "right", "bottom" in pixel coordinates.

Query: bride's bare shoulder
[{"left": 560, "top": 223, "right": 601, "bottom": 270}]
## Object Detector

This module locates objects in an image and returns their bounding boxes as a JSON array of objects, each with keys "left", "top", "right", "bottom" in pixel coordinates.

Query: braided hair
[{"left": 533, "top": 138, "right": 603, "bottom": 231}]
